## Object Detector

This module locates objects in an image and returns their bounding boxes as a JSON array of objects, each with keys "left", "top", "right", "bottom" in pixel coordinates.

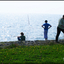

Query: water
[{"left": 0, "top": 13, "right": 63, "bottom": 42}]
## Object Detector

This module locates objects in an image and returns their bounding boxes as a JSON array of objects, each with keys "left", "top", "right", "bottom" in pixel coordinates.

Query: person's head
[
  {"left": 20, "top": 32, "right": 24, "bottom": 36},
  {"left": 63, "top": 15, "right": 64, "bottom": 19},
  {"left": 45, "top": 20, "right": 48, "bottom": 23}
]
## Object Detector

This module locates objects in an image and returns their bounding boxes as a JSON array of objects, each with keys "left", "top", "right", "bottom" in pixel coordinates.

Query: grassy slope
[{"left": 0, "top": 43, "right": 64, "bottom": 63}]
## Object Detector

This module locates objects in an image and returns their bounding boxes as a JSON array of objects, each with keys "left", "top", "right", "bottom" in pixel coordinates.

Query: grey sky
[{"left": 0, "top": 1, "right": 64, "bottom": 14}]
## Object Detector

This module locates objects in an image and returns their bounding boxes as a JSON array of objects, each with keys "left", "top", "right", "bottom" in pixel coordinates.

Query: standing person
[
  {"left": 42, "top": 20, "right": 52, "bottom": 40},
  {"left": 56, "top": 15, "right": 64, "bottom": 43},
  {"left": 17, "top": 32, "right": 25, "bottom": 41}
]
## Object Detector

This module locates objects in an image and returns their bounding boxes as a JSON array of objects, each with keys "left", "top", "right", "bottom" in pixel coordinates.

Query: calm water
[{"left": 0, "top": 13, "right": 63, "bottom": 42}]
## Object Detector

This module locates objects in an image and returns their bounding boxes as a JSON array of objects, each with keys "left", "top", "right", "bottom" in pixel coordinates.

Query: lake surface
[{"left": 0, "top": 13, "right": 64, "bottom": 42}]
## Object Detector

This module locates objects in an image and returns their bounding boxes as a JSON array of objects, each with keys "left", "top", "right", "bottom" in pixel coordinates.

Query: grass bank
[{"left": 0, "top": 43, "right": 64, "bottom": 63}]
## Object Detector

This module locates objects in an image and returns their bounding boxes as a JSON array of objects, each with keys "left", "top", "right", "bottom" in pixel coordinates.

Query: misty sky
[{"left": 0, "top": 1, "right": 64, "bottom": 14}]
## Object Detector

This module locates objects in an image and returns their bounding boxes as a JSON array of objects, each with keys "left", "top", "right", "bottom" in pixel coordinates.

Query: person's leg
[
  {"left": 46, "top": 30, "right": 48, "bottom": 40},
  {"left": 17, "top": 37, "right": 21, "bottom": 41},
  {"left": 44, "top": 30, "right": 48, "bottom": 40},
  {"left": 61, "top": 29, "right": 64, "bottom": 33},
  {"left": 45, "top": 38, "right": 47, "bottom": 41},
  {"left": 56, "top": 27, "right": 61, "bottom": 42}
]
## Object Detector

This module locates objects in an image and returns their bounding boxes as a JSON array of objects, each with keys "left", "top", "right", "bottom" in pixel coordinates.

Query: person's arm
[
  {"left": 42, "top": 25, "right": 45, "bottom": 29},
  {"left": 60, "top": 25, "right": 64, "bottom": 28},
  {"left": 24, "top": 36, "right": 26, "bottom": 40},
  {"left": 48, "top": 25, "right": 52, "bottom": 29},
  {"left": 59, "top": 19, "right": 64, "bottom": 28},
  {"left": 17, "top": 36, "right": 20, "bottom": 37}
]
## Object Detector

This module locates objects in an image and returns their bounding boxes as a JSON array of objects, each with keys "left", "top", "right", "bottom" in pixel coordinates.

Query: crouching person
[{"left": 17, "top": 32, "right": 25, "bottom": 43}]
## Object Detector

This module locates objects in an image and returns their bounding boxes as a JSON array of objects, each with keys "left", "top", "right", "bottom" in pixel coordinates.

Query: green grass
[{"left": 0, "top": 43, "right": 64, "bottom": 63}]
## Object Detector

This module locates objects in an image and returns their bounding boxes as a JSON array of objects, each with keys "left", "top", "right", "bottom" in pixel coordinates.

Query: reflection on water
[{"left": 0, "top": 13, "right": 63, "bottom": 42}]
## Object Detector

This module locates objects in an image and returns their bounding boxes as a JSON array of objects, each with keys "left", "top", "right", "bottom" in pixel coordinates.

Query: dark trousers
[
  {"left": 17, "top": 37, "right": 21, "bottom": 41},
  {"left": 56, "top": 27, "right": 64, "bottom": 41}
]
